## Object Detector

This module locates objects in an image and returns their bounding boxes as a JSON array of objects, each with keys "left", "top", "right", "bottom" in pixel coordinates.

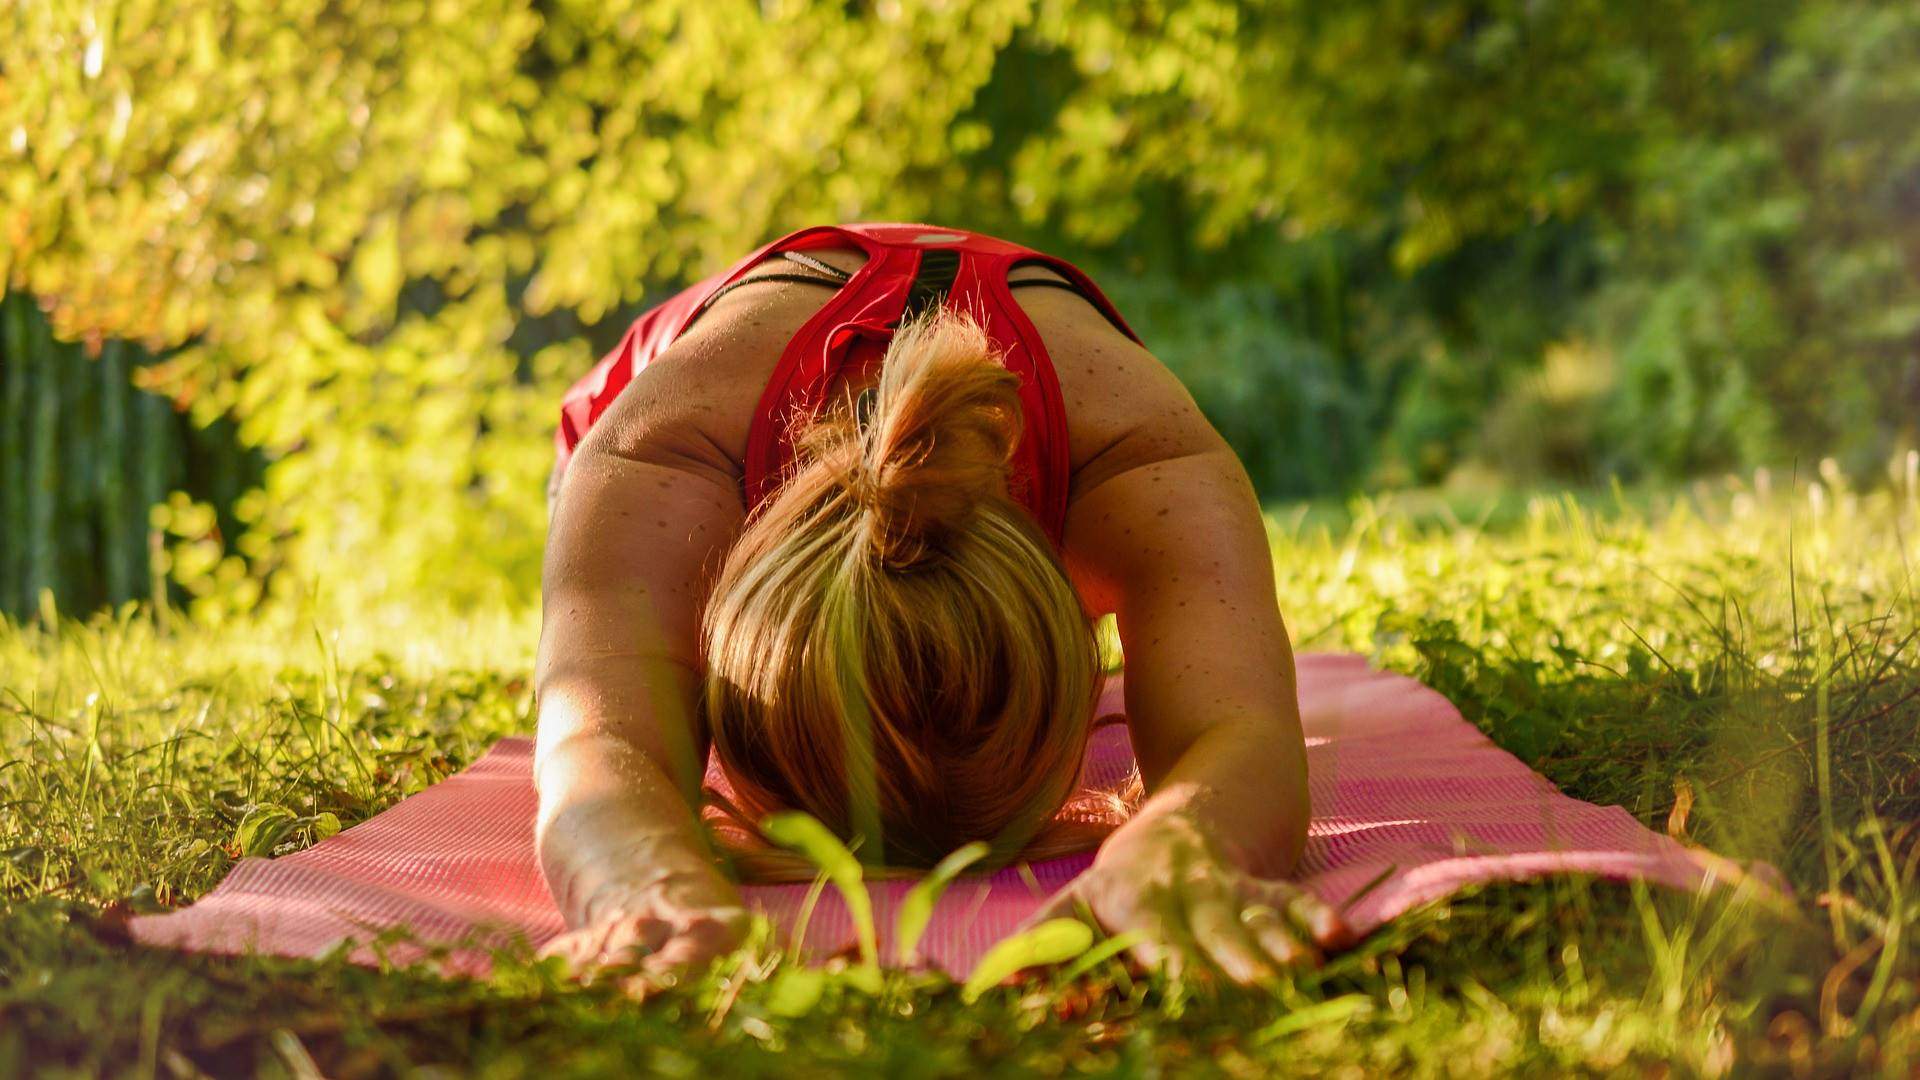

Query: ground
[{"left": 3, "top": 471, "right": 1917, "bottom": 1077}]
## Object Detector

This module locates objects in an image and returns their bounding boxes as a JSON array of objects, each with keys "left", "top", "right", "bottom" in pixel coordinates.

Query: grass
[{"left": 4, "top": 459, "right": 1919, "bottom": 1077}]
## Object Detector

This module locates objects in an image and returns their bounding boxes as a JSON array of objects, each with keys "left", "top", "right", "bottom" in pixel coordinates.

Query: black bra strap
[
  {"left": 1006, "top": 266, "right": 1132, "bottom": 337},
  {"left": 687, "top": 259, "right": 844, "bottom": 315},
  {"left": 1007, "top": 277, "right": 1094, "bottom": 299},
  {"left": 691, "top": 249, "right": 855, "bottom": 321},
  {"left": 699, "top": 270, "right": 845, "bottom": 311}
]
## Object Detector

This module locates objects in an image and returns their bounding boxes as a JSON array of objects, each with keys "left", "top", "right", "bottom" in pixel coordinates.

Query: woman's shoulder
[
  {"left": 581, "top": 247, "right": 1215, "bottom": 517},
  {"left": 579, "top": 251, "right": 867, "bottom": 469},
  {"left": 1010, "top": 280, "right": 1225, "bottom": 504}
]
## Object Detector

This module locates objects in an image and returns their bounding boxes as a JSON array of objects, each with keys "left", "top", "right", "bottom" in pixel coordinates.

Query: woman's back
[{"left": 554, "top": 224, "right": 1213, "bottom": 558}]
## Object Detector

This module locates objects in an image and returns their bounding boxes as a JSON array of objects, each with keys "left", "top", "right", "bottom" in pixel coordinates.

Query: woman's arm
[
  {"left": 1042, "top": 367, "right": 1351, "bottom": 984},
  {"left": 534, "top": 255, "right": 868, "bottom": 977},
  {"left": 1070, "top": 442, "right": 1309, "bottom": 868},
  {"left": 534, "top": 372, "right": 752, "bottom": 975}
]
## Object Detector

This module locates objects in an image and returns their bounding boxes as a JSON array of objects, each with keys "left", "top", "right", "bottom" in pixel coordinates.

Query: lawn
[{"left": 3, "top": 464, "right": 1917, "bottom": 1077}]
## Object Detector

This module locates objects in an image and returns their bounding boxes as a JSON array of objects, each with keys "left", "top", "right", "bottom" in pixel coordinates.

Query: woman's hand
[
  {"left": 1026, "top": 813, "right": 1353, "bottom": 986},
  {"left": 539, "top": 866, "right": 749, "bottom": 983}
]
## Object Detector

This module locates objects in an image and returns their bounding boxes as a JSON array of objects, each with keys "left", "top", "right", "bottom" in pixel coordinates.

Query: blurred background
[{"left": 1, "top": 0, "right": 1916, "bottom": 621}]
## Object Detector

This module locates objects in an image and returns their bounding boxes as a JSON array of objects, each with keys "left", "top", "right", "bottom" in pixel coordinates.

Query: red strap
[{"left": 554, "top": 224, "right": 1142, "bottom": 549}]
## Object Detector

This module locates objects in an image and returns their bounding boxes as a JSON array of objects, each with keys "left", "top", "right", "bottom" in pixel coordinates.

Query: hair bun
[{"left": 806, "top": 308, "right": 1024, "bottom": 571}]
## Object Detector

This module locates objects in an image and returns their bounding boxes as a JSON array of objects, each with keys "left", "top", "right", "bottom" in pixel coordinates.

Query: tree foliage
[{"left": 2, "top": 0, "right": 1916, "bottom": 615}]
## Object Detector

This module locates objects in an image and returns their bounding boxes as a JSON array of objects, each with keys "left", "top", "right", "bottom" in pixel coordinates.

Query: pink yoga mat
[{"left": 131, "top": 654, "right": 1731, "bottom": 976}]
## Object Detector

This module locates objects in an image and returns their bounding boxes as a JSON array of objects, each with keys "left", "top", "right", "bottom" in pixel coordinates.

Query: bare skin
[{"left": 535, "top": 248, "right": 1351, "bottom": 986}]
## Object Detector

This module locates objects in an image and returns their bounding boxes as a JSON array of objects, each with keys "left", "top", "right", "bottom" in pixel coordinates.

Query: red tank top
[{"left": 553, "top": 223, "right": 1141, "bottom": 547}]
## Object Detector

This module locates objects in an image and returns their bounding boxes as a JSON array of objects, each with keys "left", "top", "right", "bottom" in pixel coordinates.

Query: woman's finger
[
  {"left": 577, "top": 919, "right": 626, "bottom": 965},
  {"left": 537, "top": 929, "right": 593, "bottom": 967},
  {"left": 1066, "top": 878, "right": 1180, "bottom": 978},
  {"left": 1019, "top": 884, "right": 1090, "bottom": 932},
  {"left": 676, "top": 910, "right": 748, "bottom": 958},
  {"left": 541, "top": 913, "right": 677, "bottom": 977},
  {"left": 1122, "top": 927, "right": 1179, "bottom": 980},
  {"left": 1240, "top": 903, "right": 1320, "bottom": 968},
  {"left": 632, "top": 908, "right": 749, "bottom": 976},
  {"left": 1185, "top": 894, "right": 1279, "bottom": 986},
  {"left": 1135, "top": 883, "right": 1210, "bottom": 981},
  {"left": 639, "top": 934, "right": 720, "bottom": 975},
  {"left": 549, "top": 920, "right": 625, "bottom": 980},
  {"left": 599, "top": 915, "right": 675, "bottom": 967},
  {"left": 1266, "top": 882, "right": 1355, "bottom": 950}
]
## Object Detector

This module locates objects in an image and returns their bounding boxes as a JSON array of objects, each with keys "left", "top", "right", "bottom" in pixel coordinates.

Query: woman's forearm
[
  {"left": 1105, "top": 717, "right": 1310, "bottom": 879},
  {"left": 533, "top": 657, "right": 741, "bottom": 928}
]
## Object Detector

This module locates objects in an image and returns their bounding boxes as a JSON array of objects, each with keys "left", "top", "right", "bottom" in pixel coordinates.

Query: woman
[{"left": 536, "top": 223, "right": 1350, "bottom": 985}]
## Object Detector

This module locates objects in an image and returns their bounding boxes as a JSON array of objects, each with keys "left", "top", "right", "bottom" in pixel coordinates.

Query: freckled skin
[{"left": 535, "top": 247, "right": 1334, "bottom": 985}]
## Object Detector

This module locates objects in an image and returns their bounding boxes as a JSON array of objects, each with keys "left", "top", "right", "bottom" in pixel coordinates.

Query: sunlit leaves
[
  {"left": 2, "top": 0, "right": 1045, "bottom": 615},
  {"left": 232, "top": 805, "right": 298, "bottom": 858},
  {"left": 1, "top": 0, "right": 541, "bottom": 348},
  {"left": 960, "top": 917, "right": 1094, "bottom": 1003},
  {"left": 6, "top": 0, "right": 1918, "bottom": 616}
]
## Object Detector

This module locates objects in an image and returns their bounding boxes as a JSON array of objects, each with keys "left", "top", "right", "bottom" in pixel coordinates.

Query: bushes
[
  {"left": 1099, "top": 272, "right": 1372, "bottom": 498},
  {"left": 4, "top": 0, "right": 1918, "bottom": 616}
]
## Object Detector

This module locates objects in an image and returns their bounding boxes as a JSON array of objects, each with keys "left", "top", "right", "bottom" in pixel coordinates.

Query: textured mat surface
[{"left": 131, "top": 654, "right": 1725, "bottom": 974}]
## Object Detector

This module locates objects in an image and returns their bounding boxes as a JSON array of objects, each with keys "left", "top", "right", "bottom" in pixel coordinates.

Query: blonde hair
[{"left": 701, "top": 307, "right": 1122, "bottom": 879}]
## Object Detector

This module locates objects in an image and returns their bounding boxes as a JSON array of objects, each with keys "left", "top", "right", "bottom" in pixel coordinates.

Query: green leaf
[
  {"left": 960, "top": 919, "right": 1095, "bottom": 1003},
  {"left": 761, "top": 812, "right": 877, "bottom": 973},
  {"left": 233, "top": 805, "right": 297, "bottom": 857},
  {"left": 1256, "top": 995, "right": 1375, "bottom": 1042},
  {"left": 1058, "top": 930, "right": 1145, "bottom": 983},
  {"left": 350, "top": 216, "right": 403, "bottom": 313},
  {"left": 840, "top": 965, "right": 884, "bottom": 996},
  {"left": 309, "top": 812, "right": 342, "bottom": 841},
  {"left": 762, "top": 968, "right": 826, "bottom": 1018},
  {"left": 893, "top": 841, "right": 989, "bottom": 966}
]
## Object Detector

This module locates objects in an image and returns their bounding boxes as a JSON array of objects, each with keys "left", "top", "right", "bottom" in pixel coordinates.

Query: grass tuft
[{"left": 3, "top": 468, "right": 1918, "bottom": 1075}]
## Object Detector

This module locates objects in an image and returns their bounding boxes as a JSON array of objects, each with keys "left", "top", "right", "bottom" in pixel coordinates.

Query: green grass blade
[
  {"left": 1057, "top": 930, "right": 1144, "bottom": 983},
  {"left": 787, "top": 871, "right": 831, "bottom": 965},
  {"left": 762, "top": 812, "right": 878, "bottom": 972},
  {"left": 1256, "top": 995, "right": 1375, "bottom": 1042},
  {"left": 762, "top": 968, "right": 827, "bottom": 1018},
  {"left": 960, "top": 919, "right": 1094, "bottom": 1003},
  {"left": 893, "top": 841, "right": 989, "bottom": 966}
]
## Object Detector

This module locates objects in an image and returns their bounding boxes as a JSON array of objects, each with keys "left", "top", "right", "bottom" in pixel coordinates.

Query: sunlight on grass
[{"left": 2, "top": 461, "right": 1917, "bottom": 1075}]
